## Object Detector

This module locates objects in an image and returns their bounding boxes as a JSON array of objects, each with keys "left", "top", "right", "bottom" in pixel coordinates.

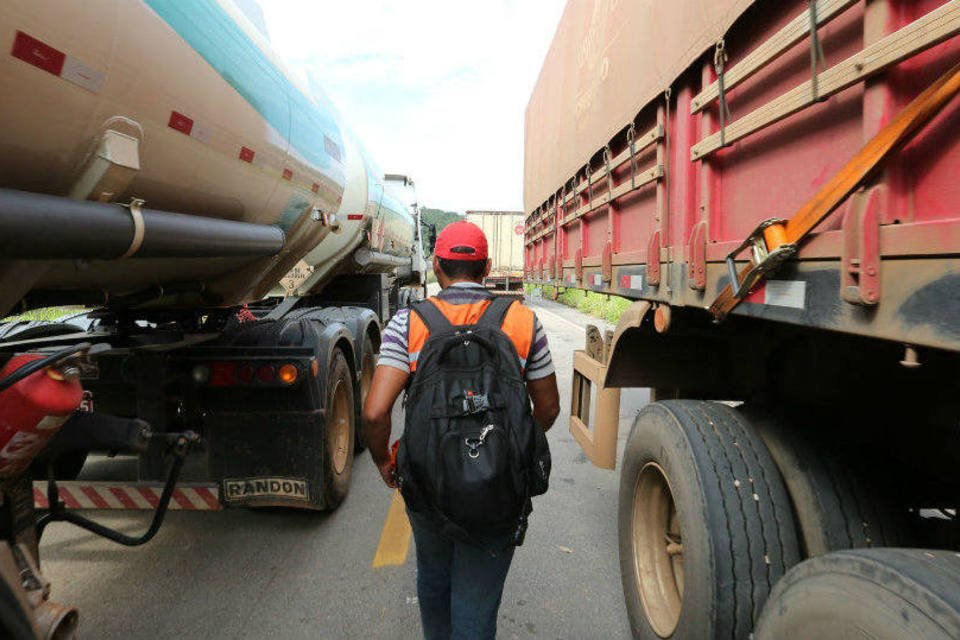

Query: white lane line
[{"left": 529, "top": 302, "right": 593, "bottom": 334}]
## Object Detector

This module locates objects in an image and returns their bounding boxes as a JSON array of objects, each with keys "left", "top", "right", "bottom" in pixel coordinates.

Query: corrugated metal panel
[{"left": 524, "top": 0, "right": 755, "bottom": 212}]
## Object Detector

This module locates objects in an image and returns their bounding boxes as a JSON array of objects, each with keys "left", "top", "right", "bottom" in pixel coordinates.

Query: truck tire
[
  {"left": 755, "top": 548, "right": 960, "bottom": 639},
  {"left": 619, "top": 400, "right": 800, "bottom": 640},
  {"left": 355, "top": 332, "right": 377, "bottom": 453},
  {"left": 743, "top": 405, "right": 907, "bottom": 557},
  {"left": 322, "top": 349, "right": 355, "bottom": 509}
]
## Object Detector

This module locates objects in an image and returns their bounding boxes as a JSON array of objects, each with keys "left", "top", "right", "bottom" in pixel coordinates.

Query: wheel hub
[
  {"left": 632, "top": 462, "right": 684, "bottom": 637},
  {"left": 330, "top": 379, "right": 350, "bottom": 475}
]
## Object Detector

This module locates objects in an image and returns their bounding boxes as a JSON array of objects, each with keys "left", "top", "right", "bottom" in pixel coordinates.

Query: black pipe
[{"left": 0, "top": 188, "right": 285, "bottom": 259}]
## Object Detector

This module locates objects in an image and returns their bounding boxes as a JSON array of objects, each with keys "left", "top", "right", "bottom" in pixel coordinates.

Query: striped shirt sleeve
[
  {"left": 525, "top": 316, "right": 554, "bottom": 381},
  {"left": 376, "top": 308, "right": 411, "bottom": 372}
]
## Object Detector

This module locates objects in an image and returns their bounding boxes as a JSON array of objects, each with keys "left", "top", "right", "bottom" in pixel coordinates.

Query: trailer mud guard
[{"left": 569, "top": 300, "right": 650, "bottom": 469}]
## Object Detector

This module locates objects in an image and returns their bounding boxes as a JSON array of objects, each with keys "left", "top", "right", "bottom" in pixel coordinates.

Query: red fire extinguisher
[{"left": 0, "top": 354, "right": 82, "bottom": 479}]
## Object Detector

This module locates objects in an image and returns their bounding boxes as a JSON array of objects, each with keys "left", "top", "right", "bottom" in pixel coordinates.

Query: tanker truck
[
  {"left": 0, "top": 1, "right": 425, "bottom": 635},
  {"left": 525, "top": 1, "right": 960, "bottom": 638}
]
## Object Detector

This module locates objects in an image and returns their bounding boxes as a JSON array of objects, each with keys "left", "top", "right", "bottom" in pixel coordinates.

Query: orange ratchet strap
[{"left": 710, "top": 61, "right": 960, "bottom": 321}]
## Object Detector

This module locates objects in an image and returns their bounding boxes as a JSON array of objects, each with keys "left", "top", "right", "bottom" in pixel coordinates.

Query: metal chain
[
  {"left": 809, "top": 0, "right": 827, "bottom": 101},
  {"left": 604, "top": 146, "right": 613, "bottom": 201},
  {"left": 714, "top": 39, "right": 732, "bottom": 147}
]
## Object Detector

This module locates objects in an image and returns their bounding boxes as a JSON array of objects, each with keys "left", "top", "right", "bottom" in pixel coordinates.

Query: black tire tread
[
  {"left": 620, "top": 400, "right": 799, "bottom": 639},
  {"left": 756, "top": 548, "right": 960, "bottom": 639},
  {"left": 744, "top": 406, "right": 907, "bottom": 557}
]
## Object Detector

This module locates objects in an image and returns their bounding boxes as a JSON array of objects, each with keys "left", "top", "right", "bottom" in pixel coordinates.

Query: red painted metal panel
[{"left": 525, "top": 0, "right": 960, "bottom": 287}]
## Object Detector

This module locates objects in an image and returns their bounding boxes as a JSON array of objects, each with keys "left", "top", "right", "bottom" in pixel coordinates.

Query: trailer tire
[
  {"left": 754, "top": 548, "right": 960, "bottom": 639},
  {"left": 743, "top": 405, "right": 908, "bottom": 557},
  {"left": 322, "top": 349, "right": 355, "bottom": 509},
  {"left": 619, "top": 400, "right": 800, "bottom": 640}
]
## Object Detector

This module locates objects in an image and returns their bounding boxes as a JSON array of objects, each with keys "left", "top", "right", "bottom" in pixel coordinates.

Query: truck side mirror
[{"left": 428, "top": 227, "right": 437, "bottom": 254}]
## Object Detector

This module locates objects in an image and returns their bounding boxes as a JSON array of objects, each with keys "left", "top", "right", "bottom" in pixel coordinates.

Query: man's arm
[
  {"left": 526, "top": 372, "right": 560, "bottom": 431},
  {"left": 362, "top": 365, "right": 410, "bottom": 487}
]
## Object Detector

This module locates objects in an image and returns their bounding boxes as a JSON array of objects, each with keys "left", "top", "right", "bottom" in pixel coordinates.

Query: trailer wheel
[
  {"left": 743, "top": 405, "right": 908, "bottom": 557},
  {"left": 755, "top": 548, "right": 960, "bottom": 639},
  {"left": 322, "top": 350, "right": 355, "bottom": 509},
  {"left": 619, "top": 400, "right": 799, "bottom": 640}
]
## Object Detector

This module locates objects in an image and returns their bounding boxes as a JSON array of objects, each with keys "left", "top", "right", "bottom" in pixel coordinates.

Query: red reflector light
[
  {"left": 209, "top": 362, "right": 235, "bottom": 386},
  {"left": 256, "top": 364, "right": 276, "bottom": 383},
  {"left": 236, "top": 363, "right": 255, "bottom": 384}
]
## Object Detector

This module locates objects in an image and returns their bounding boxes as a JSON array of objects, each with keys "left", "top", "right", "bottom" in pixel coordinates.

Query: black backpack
[{"left": 395, "top": 296, "right": 551, "bottom": 550}]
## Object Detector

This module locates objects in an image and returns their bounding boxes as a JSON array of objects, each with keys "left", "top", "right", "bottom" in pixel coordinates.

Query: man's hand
[
  {"left": 526, "top": 373, "right": 560, "bottom": 431},
  {"left": 377, "top": 460, "right": 398, "bottom": 488},
  {"left": 362, "top": 365, "right": 410, "bottom": 488}
]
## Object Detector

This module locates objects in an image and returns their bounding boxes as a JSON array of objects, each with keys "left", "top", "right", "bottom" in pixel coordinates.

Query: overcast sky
[{"left": 261, "top": 0, "right": 566, "bottom": 213}]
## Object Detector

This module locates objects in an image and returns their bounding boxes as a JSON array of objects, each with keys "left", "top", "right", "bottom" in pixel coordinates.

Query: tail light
[{"left": 192, "top": 361, "right": 303, "bottom": 387}]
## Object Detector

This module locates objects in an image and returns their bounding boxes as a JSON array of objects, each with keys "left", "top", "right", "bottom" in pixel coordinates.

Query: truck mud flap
[{"left": 205, "top": 409, "right": 328, "bottom": 510}]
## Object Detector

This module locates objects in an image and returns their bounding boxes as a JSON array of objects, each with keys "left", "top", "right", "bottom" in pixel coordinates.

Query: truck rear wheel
[
  {"left": 743, "top": 405, "right": 908, "bottom": 557},
  {"left": 619, "top": 400, "right": 800, "bottom": 640},
  {"left": 322, "top": 350, "right": 355, "bottom": 509},
  {"left": 755, "top": 548, "right": 960, "bottom": 639},
  {"left": 355, "top": 332, "right": 377, "bottom": 453}
]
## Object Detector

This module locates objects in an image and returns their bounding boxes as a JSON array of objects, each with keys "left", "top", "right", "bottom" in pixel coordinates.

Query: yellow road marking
[{"left": 372, "top": 490, "right": 412, "bottom": 568}]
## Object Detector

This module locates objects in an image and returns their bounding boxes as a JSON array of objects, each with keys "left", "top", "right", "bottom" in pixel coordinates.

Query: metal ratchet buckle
[
  {"left": 465, "top": 425, "right": 495, "bottom": 459},
  {"left": 724, "top": 218, "right": 797, "bottom": 298}
]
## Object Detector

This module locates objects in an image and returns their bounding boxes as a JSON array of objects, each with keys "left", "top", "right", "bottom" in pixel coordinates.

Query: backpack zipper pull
[{"left": 479, "top": 424, "right": 494, "bottom": 444}]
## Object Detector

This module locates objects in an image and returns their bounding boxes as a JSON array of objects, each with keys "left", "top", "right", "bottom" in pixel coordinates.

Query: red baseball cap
[{"left": 434, "top": 221, "right": 488, "bottom": 261}]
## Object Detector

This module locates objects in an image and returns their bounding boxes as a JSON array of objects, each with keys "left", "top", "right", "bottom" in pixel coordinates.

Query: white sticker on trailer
[
  {"left": 764, "top": 280, "right": 806, "bottom": 309},
  {"left": 628, "top": 275, "right": 643, "bottom": 290},
  {"left": 60, "top": 56, "right": 105, "bottom": 93},
  {"left": 592, "top": 274, "right": 602, "bottom": 286}
]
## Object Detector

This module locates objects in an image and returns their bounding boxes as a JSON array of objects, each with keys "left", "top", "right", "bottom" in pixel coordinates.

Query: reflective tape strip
[
  {"left": 33, "top": 482, "right": 222, "bottom": 510},
  {"left": 11, "top": 30, "right": 104, "bottom": 93},
  {"left": 743, "top": 280, "right": 807, "bottom": 309},
  {"left": 619, "top": 274, "right": 643, "bottom": 290}
]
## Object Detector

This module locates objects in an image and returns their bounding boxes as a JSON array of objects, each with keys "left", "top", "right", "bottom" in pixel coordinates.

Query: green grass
[
  {"left": 527, "top": 285, "right": 631, "bottom": 325},
  {"left": 2, "top": 307, "right": 80, "bottom": 323}
]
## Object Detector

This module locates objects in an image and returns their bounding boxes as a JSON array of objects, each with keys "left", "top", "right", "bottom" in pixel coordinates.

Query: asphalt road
[{"left": 41, "top": 293, "right": 648, "bottom": 639}]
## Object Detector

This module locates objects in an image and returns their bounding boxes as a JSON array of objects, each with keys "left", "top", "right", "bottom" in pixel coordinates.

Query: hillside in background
[{"left": 419, "top": 207, "right": 463, "bottom": 255}]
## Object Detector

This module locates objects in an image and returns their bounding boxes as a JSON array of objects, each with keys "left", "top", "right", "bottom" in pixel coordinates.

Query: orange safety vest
[{"left": 408, "top": 297, "right": 535, "bottom": 374}]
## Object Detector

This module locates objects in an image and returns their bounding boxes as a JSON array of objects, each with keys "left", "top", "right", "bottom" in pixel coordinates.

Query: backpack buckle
[{"left": 462, "top": 393, "right": 490, "bottom": 414}]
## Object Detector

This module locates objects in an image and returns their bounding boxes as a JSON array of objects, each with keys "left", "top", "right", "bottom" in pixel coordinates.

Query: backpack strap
[
  {"left": 476, "top": 296, "right": 514, "bottom": 330},
  {"left": 411, "top": 299, "right": 455, "bottom": 335}
]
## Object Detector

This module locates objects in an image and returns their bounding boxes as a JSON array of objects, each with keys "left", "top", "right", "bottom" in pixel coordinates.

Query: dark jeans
[{"left": 408, "top": 512, "right": 516, "bottom": 640}]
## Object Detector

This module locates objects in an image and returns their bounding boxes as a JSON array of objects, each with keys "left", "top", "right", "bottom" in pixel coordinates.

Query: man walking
[{"left": 362, "top": 220, "right": 560, "bottom": 640}]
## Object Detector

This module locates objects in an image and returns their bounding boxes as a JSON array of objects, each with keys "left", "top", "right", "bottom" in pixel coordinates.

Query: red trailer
[{"left": 525, "top": 1, "right": 960, "bottom": 638}]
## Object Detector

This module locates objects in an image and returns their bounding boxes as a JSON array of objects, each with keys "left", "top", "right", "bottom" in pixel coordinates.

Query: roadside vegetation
[
  {"left": 525, "top": 284, "right": 631, "bottom": 325},
  {"left": 2, "top": 307, "right": 80, "bottom": 323}
]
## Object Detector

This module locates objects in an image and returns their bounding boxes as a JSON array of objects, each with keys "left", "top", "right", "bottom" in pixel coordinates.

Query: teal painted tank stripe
[{"left": 143, "top": 0, "right": 342, "bottom": 172}]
